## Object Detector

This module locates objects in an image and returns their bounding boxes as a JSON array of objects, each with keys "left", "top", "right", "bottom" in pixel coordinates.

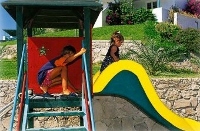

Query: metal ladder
[{"left": 22, "top": 94, "right": 88, "bottom": 131}]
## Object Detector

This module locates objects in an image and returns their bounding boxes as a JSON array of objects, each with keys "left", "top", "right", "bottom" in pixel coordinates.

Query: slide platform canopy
[{"left": 1, "top": 0, "right": 102, "bottom": 29}]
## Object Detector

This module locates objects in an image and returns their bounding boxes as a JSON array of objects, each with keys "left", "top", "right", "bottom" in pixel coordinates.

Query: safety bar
[
  {"left": 9, "top": 44, "right": 27, "bottom": 131},
  {"left": 16, "top": 71, "right": 27, "bottom": 131},
  {"left": 82, "top": 72, "right": 92, "bottom": 131},
  {"left": 82, "top": 47, "right": 95, "bottom": 131}
]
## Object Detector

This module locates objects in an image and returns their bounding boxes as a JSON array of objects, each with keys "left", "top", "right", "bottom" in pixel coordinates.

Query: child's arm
[
  {"left": 55, "top": 57, "right": 66, "bottom": 66},
  {"left": 64, "top": 48, "right": 86, "bottom": 64},
  {"left": 110, "top": 46, "right": 119, "bottom": 61}
]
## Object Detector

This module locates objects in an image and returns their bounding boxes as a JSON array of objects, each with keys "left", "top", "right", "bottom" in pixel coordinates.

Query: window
[
  {"left": 153, "top": 1, "right": 157, "bottom": 8},
  {"left": 147, "top": 3, "right": 152, "bottom": 9},
  {"left": 147, "top": 1, "right": 157, "bottom": 9}
]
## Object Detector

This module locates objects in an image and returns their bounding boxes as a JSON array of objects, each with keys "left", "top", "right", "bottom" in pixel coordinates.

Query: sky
[{"left": 0, "top": 0, "right": 16, "bottom": 40}]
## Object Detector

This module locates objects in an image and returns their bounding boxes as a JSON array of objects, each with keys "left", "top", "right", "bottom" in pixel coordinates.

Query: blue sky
[{"left": 0, "top": 0, "right": 16, "bottom": 40}]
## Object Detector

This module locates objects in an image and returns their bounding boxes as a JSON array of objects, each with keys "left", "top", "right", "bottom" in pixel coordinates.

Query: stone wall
[
  {"left": 0, "top": 80, "right": 16, "bottom": 131},
  {"left": 93, "top": 96, "right": 168, "bottom": 131},
  {"left": 152, "top": 78, "right": 200, "bottom": 121},
  {"left": 92, "top": 40, "right": 136, "bottom": 63},
  {"left": 0, "top": 45, "right": 17, "bottom": 59},
  {"left": 1, "top": 78, "right": 199, "bottom": 131}
]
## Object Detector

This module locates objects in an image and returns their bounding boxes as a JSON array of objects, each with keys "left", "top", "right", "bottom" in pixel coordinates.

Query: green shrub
[
  {"left": 174, "top": 28, "right": 200, "bottom": 54},
  {"left": 105, "top": 1, "right": 122, "bottom": 25},
  {"left": 132, "top": 8, "right": 157, "bottom": 24},
  {"left": 143, "top": 21, "right": 159, "bottom": 40},
  {"left": 155, "top": 22, "right": 181, "bottom": 41},
  {"left": 120, "top": 0, "right": 134, "bottom": 25},
  {"left": 190, "top": 56, "right": 200, "bottom": 71},
  {"left": 129, "top": 40, "right": 186, "bottom": 75},
  {"left": 155, "top": 41, "right": 187, "bottom": 62},
  {"left": 105, "top": 1, "right": 156, "bottom": 25}
]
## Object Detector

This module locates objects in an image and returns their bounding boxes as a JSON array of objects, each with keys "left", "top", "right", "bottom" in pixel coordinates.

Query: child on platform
[{"left": 38, "top": 45, "right": 86, "bottom": 97}]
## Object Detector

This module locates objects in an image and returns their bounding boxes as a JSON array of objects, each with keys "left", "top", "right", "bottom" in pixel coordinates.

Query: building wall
[
  {"left": 174, "top": 12, "right": 200, "bottom": 29},
  {"left": 174, "top": 0, "right": 188, "bottom": 9},
  {"left": 93, "top": 8, "right": 109, "bottom": 28},
  {"left": 160, "top": 0, "right": 175, "bottom": 9},
  {"left": 134, "top": 0, "right": 187, "bottom": 9},
  {"left": 152, "top": 7, "right": 169, "bottom": 22},
  {"left": 0, "top": 30, "right": 8, "bottom": 41}
]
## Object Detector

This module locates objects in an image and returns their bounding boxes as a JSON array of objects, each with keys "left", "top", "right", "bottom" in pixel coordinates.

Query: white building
[{"left": 94, "top": 0, "right": 199, "bottom": 29}]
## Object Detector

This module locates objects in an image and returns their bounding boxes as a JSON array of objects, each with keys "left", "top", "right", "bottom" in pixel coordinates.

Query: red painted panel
[{"left": 28, "top": 37, "right": 83, "bottom": 94}]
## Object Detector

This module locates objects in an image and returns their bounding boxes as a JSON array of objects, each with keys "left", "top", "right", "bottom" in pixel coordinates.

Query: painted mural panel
[{"left": 28, "top": 37, "right": 83, "bottom": 94}]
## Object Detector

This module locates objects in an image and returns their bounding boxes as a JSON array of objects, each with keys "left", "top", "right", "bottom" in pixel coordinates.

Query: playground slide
[{"left": 93, "top": 60, "right": 200, "bottom": 131}]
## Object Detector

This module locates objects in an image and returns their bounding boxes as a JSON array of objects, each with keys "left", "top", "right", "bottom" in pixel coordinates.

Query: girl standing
[{"left": 100, "top": 31, "right": 124, "bottom": 72}]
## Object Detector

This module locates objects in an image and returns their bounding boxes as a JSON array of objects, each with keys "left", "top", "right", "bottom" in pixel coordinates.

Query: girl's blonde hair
[{"left": 110, "top": 31, "right": 124, "bottom": 45}]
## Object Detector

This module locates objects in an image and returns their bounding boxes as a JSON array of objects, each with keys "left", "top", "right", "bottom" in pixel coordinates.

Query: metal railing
[
  {"left": 82, "top": 42, "right": 96, "bottom": 131},
  {"left": 9, "top": 44, "right": 27, "bottom": 131},
  {"left": 82, "top": 71, "right": 92, "bottom": 131},
  {"left": 16, "top": 71, "right": 27, "bottom": 131}
]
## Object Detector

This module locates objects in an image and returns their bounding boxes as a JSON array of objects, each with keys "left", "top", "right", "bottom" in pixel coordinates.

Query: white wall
[
  {"left": 134, "top": 0, "right": 188, "bottom": 10},
  {"left": 174, "top": 13, "right": 200, "bottom": 29},
  {"left": 2, "top": 36, "right": 5, "bottom": 40},
  {"left": 152, "top": 7, "right": 169, "bottom": 22},
  {"left": 93, "top": 12, "right": 103, "bottom": 28},
  {"left": 93, "top": 8, "right": 109, "bottom": 28}
]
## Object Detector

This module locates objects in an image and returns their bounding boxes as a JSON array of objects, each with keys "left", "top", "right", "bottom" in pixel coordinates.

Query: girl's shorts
[{"left": 41, "top": 69, "right": 53, "bottom": 87}]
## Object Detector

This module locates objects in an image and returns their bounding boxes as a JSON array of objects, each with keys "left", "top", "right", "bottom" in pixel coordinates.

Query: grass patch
[
  {"left": 92, "top": 62, "right": 101, "bottom": 75},
  {"left": 0, "top": 59, "right": 17, "bottom": 79},
  {"left": 0, "top": 40, "right": 17, "bottom": 47},
  {"left": 92, "top": 24, "right": 145, "bottom": 40},
  {"left": 39, "top": 24, "right": 145, "bottom": 40},
  {"left": 151, "top": 72, "right": 200, "bottom": 78}
]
